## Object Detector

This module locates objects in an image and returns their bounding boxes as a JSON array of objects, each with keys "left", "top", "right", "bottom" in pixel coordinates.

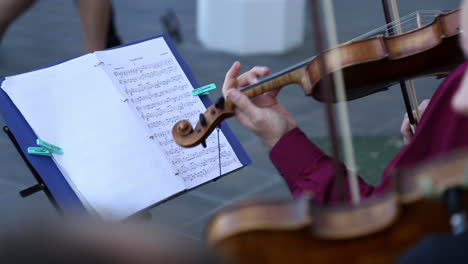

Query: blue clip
[
  {"left": 191, "top": 83, "right": 216, "bottom": 96},
  {"left": 36, "top": 138, "right": 63, "bottom": 155},
  {"left": 27, "top": 147, "right": 52, "bottom": 157}
]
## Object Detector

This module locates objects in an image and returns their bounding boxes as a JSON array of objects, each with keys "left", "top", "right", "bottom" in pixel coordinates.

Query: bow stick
[
  {"left": 383, "top": 0, "right": 421, "bottom": 132},
  {"left": 310, "top": 0, "right": 361, "bottom": 204}
]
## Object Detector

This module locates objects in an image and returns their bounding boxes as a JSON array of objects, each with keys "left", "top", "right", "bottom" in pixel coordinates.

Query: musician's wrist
[{"left": 262, "top": 123, "right": 296, "bottom": 147}]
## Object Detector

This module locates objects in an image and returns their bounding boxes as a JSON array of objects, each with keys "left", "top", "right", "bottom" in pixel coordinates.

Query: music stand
[{"left": 3, "top": 125, "right": 62, "bottom": 212}]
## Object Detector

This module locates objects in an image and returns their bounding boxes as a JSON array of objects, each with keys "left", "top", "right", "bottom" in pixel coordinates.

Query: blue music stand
[
  {"left": 0, "top": 82, "right": 86, "bottom": 215},
  {"left": 0, "top": 34, "right": 250, "bottom": 218}
]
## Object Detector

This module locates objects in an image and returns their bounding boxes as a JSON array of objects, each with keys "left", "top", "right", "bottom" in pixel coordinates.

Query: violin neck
[{"left": 241, "top": 61, "right": 311, "bottom": 98}]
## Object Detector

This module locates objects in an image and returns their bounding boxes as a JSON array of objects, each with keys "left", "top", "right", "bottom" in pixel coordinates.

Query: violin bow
[
  {"left": 382, "top": 0, "right": 421, "bottom": 131},
  {"left": 309, "top": 0, "right": 361, "bottom": 204}
]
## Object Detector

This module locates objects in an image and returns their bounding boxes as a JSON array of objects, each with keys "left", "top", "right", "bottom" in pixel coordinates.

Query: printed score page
[
  {"left": 1, "top": 54, "right": 184, "bottom": 220},
  {"left": 95, "top": 37, "right": 243, "bottom": 189}
]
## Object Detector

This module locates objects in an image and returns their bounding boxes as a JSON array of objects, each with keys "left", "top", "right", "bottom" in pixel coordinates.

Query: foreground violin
[
  {"left": 172, "top": 9, "right": 463, "bottom": 148},
  {"left": 206, "top": 151, "right": 468, "bottom": 264}
]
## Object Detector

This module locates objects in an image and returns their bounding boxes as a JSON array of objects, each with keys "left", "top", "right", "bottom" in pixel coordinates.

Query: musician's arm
[
  {"left": 270, "top": 127, "right": 376, "bottom": 203},
  {"left": 222, "top": 62, "right": 380, "bottom": 203}
]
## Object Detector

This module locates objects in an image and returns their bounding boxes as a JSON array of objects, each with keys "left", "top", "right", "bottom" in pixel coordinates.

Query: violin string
[
  {"left": 355, "top": 11, "right": 419, "bottom": 36},
  {"left": 354, "top": 16, "right": 435, "bottom": 40},
  {"left": 355, "top": 19, "right": 416, "bottom": 39},
  {"left": 352, "top": 10, "right": 440, "bottom": 41},
  {"left": 217, "top": 127, "right": 222, "bottom": 177},
  {"left": 352, "top": 17, "right": 416, "bottom": 40},
  {"left": 391, "top": 11, "right": 439, "bottom": 32}
]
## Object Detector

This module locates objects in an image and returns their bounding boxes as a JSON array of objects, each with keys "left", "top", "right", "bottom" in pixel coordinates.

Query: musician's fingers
[
  {"left": 453, "top": 74, "right": 468, "bottom": 115},
  {"left": 400, "top": 113, "right": 413, "bottom": 144},
  {"left": 222, "top": 61, "right": 242, "bottom": 97},
  {"left": 418, "top": 99, "right": 430, "bottom": 116},
  {"left": 227, "top": 89, "right": 262, "bottom": 122},
  {"left": 273, "top": 104, "right": 297, "bottom": 127},
  {"left": 234, "top": 110, "right": 255, "bottom": 131},
  {"left": 266, "top": 87, "right": 282, "bottom": 98},
  {"left": 237, "top": 74, "right": 258, "bottom": 88},
  {"left": 252, "top": 93, "right": 278, "bottom": 107},
  {"left": 238, "top": 66, "right": 270, "bottom": 87}
]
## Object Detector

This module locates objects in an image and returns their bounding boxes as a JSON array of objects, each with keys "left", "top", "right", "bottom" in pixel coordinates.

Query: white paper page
[
  {"left": 95, "top": 37, "right": 243, "bottom": 189},
  {"left": 2, "top": 54, "right": 185, "bottom": 220}
]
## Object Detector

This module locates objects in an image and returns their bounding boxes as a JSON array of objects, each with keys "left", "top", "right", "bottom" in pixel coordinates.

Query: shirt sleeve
[{"left": 269, "top": 127, "right": 375, "bottom": 203}]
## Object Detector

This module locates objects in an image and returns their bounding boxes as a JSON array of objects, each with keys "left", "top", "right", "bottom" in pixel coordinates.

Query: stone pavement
[{"left": 0, "top": 0, "right": 461, "bottom": 239}]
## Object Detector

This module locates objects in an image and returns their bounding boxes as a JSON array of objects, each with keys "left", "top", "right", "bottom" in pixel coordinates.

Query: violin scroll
[
  {"left": 172, "top": 66, "right": 310, "bottom": 148},
  {"left": 173, "top": 120, "right": 193, "bottom": 136},
  {"left": 172, "top": 97, "right": 235, "bottom": 147}
]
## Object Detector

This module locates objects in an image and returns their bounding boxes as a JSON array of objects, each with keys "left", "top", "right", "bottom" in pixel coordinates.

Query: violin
[
  {"left": 205, "top": 151, "right": 468, "bottom": 264},
  {"left": 172, "top": 8, "right": 463, "bottom": 148}
]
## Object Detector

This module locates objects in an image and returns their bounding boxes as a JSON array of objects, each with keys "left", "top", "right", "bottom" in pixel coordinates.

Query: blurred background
[{"left": 0, "top": 0, "right": 461, "bottom": 240}]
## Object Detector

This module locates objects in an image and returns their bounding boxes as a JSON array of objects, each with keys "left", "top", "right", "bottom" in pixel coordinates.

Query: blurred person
[
  {"left": 0, "top": 218, "right": 222, "bottom": 264},
  {"left": 160, "top": 9, "right": 182, "bottom": 43},
  {"left": 75, "top": 0, "right": 115, "bottom": 53},
  {"left": 0, "top": 0, "right": 121, "bottom": 53}
]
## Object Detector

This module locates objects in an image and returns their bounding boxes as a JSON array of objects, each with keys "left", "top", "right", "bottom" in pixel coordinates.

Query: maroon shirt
[{"left": 270, "top": 62, "right": 468, "bottom": 204}]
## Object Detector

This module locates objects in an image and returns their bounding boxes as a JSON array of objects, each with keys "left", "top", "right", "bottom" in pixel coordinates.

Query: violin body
[
  {"left": 206, "top": 151, "right": 468, "bottom": 264},
  {"left": 207, "top": 199, "right": 454, "bottom": 264},
  {"left": 172, "top": 9, "right": 463, "bottom": 148},
  {"left": 310, "top": 9, "right": 463, "bottom": 101}
]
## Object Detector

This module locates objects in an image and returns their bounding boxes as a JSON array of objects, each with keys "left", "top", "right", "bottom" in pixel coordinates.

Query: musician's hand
[
  {"left": 222, "top": 61, "right": 297, "bottom": 147},
  {"left": 452, "top": 72, "right": 468, "bottom": 116},
  {"left": 401, "top": 99, "right": 430, "bottom": 144}
]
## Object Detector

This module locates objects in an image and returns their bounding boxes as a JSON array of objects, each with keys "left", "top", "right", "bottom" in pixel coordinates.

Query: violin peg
[
  {"left": 215, "top": 97, "right": 225, "bottom": 110},
  {"left": 199, "top": 113, "right": 207, "bottom": 127},
  {"left": 201, "top": 140, "right": 207, "bottom": 148}
]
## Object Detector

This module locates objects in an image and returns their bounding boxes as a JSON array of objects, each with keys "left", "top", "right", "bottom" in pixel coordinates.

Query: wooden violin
[
  {"left": 205, "top": 151, "right": 468, "bottom": 264},
  {"left": 172, "top": 9, "right": 463, "bottom": 148}
]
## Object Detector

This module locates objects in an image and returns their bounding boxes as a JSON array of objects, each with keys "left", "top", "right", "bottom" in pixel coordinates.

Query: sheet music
[
  {"left": 95, "top": 38, "right": 243, "bottom": 189},
  {"left": 1, "top": 54, "right": 185, "bottom": 220}
]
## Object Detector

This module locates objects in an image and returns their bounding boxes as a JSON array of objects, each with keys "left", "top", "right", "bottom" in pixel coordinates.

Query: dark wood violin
[
  {"left": 172, "top": 8, "right": 463, "bottom": 148},
  {"left": 205, "top": 151, "right": 468, "bottom": 264}
]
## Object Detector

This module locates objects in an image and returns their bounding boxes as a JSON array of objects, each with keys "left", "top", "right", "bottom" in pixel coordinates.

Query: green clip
[
  {"left": 36, "top": 138, "right": 63, "bottom": 155},
  {"left": 28, "top": 147, "right": 52, "bottom": 157},
  {"left": 191, "top": 83, "right": 216, "bottom": 96}
]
